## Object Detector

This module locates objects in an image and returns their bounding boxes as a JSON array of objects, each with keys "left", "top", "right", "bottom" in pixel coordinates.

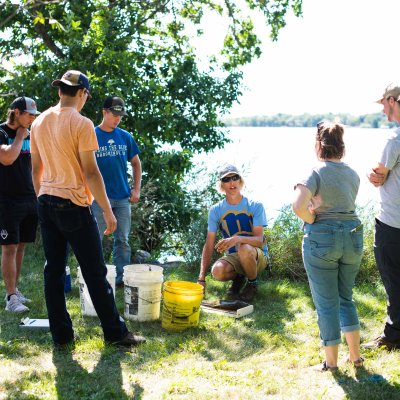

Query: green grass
[{"left": 1, "top": 250, "right": 400, "bottom": 399}]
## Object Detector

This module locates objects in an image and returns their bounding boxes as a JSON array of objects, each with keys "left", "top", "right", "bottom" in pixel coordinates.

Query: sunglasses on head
[{"left": 221, "top": 174, "right": 240, "bottom": 183}]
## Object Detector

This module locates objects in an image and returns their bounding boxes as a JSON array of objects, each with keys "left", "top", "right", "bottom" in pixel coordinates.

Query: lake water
[{"left": 193, "top": 126, "right": 390, "bottom": 222}]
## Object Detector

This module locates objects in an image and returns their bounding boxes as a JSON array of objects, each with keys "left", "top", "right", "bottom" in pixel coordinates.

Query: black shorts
[{"left": 0, "top": 199, "right": 38, "bottom": 245}]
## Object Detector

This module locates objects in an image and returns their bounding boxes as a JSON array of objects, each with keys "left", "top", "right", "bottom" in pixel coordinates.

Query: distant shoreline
[{"left": 223, "top": 112, "right": 395, "bottom": 129}]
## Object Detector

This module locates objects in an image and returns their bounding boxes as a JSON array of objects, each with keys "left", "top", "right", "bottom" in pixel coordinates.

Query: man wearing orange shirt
[{"left": 31, "top": 70, "right": 145, "bottom": 347}]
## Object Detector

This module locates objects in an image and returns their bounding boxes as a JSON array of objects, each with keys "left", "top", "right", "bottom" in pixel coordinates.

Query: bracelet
[{"left": 197, "top": 279, "right": 205, "bottom": 283}]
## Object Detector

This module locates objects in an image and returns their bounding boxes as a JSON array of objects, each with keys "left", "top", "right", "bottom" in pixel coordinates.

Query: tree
[{"left": 0, "top": 0, "right": 303, "bottom": 252}]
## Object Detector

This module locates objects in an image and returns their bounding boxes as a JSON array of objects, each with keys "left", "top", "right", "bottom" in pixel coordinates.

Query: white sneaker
[
  {"left": 5, "top": 294, "right": 29, "bottom": 312},
  {"left": 16, "top": 288, "right": 31, "bottom": 304},
  {"left": 4, "top": 288, "right": 31, "bottom": 304}
]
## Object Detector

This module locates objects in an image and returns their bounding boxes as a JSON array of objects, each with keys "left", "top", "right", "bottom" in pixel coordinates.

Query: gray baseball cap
[
  {"left": 376, "top": 83, "right": 400, "bottom": 104},
  {"left": 10, "top": 96, "right": 41, "bottom": 115},
  {"left": 218, "top": 164, "right": 240, "bottom": 179}
]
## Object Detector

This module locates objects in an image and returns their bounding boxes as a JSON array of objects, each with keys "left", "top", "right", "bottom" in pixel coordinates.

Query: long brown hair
[{"left": 6, "top": 109, "right": 16, "bottom": 124}]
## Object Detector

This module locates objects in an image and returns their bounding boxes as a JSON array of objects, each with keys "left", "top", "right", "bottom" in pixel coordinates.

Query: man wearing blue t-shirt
[
  {"left": 197, "top": 164, "right": 269, "bottom": 302},
  {"left": 92, "top": 96, "right": 141, "bottom": 286}
]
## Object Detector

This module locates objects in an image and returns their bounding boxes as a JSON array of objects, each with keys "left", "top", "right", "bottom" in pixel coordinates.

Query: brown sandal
[
  {"left": 320, "top": 360, "right": 339, "bottom": 372},
  {"left": 348, "top": 357, "right": 364, "bottom": 368}
]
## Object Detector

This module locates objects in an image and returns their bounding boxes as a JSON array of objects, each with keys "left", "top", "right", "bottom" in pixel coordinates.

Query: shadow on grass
[
  {"left": 1, "top": 344, "right": 144, "bottom": 399},
  {"left": 0, "top": 276, "right": 390, "bottom": 366},
  {"left": 332, "top": 366, "right": 400, "bottom": 400},
  {"left": 0, "top": 264, "right": 394, "bottom": 399},
  {"left": 117, "top": 278, "right": 318, "bottom": 368},
  {"left": 125, "top": 276, "right": 393, "bottom": 366},
  {"left": 52, "top": 346, "right": 143, "bottom": 400}
]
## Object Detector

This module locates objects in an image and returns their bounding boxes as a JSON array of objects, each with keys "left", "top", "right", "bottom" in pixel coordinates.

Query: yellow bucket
[{"left": 162, "top": 281, "right": 204, "bottom": 331}]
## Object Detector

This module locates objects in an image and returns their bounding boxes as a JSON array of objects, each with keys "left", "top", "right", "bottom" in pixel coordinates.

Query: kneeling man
[{"left": 197, "top": 164, "right": 269, "bottom": 302}]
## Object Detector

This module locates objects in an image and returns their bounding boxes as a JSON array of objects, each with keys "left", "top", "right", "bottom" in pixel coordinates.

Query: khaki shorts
[{"left": 220, "top": 248, "right": 268, "bottom": 276}]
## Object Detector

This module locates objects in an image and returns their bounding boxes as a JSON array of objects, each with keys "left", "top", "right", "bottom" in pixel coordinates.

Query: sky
[{"left": 196, "top": 0, "right": 400, "bottom": 118}]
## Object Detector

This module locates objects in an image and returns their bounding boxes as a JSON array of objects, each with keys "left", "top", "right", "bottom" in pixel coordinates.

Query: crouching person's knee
[
  {"left": 211, "top": 263, "right": 223, "bottom": 281},
  {"left": 211, "top": 261, "right": 225, "bottom": 281},
  {"left": 237, "top": 243, "right": 254, "bottom": 258}
]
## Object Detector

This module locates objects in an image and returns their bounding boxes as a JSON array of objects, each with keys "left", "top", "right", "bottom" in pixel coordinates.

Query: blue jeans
[
  {"left": 38, "top": 195, "right": 128, "bottom": 345},
  {"left": 92, "top": 198, "right": 132, "bottom": 284},
  {"left": 302, "top": 219, "right": 363, "bottom": 346},
  {"left": 374, "top": 219, "right": 400, "bottom": 343}
]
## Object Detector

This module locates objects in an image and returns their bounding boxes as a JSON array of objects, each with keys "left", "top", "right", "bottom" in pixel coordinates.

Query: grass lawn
[{"left": 1, "top": 249, "right": 400, "bottom": 399}]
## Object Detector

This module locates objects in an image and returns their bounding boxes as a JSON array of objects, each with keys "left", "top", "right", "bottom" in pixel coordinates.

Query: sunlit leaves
[
  {"left": 0, "top": 0, "right": 303, "bottom": 252},
  {"left": 33, "top": 12, "right": 45, "bottom": 26},
  {"left": 222, "top": 18, "right": 261, "bottom": 70}
]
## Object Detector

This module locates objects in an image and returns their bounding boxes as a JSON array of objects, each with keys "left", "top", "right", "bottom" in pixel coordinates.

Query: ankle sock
[{"left": 7, "top": 293, "right": 16, "bottom": 301}]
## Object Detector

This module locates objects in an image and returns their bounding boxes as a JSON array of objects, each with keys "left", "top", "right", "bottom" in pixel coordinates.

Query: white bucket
[
  {"left": 78, "top": 264, "right": 116, "bottom": 317},
  {"left": 123, "top": 264, "right": 163, "bottom": 322}
]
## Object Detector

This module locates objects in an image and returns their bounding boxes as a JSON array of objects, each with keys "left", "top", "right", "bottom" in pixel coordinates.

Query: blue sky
[{"left": 196, "top": 0, "right": 400, "bottom": 117}]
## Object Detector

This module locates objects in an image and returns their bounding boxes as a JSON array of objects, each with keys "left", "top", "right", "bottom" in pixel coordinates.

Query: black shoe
[
  {"left": 226, "top": 275, "right": 246, "bottom": 299},
  {"left": 54, "top": 334, "right": 79, "bottom": 350},
  {"left": 361, "top": 335, "right": 400, "bottom": 350},
  {"left": 110, "top": 332, "right": 146, "bottom": 347},
  {"left": 239, "top": 283, "right": 258, "bottom": 302}
]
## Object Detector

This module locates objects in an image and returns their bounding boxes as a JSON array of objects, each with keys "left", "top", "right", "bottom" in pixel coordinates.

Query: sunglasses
[
  {"left": 221, "top": 174, "right": 240, "bottom": 183},
  {"left": 84, "top": 88, "right": 92, "bottom": 100}
]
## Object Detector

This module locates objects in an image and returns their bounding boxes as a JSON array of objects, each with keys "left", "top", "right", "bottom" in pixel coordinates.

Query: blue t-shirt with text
[
  {"left": 208, "top": 196, "right": 268, "bottom": 256},
  {"left": 95, "top": 126, "right": 140, "bottom": 199}
]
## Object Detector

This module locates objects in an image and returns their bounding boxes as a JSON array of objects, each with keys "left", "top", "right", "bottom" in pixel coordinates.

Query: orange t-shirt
[{"left": 30, "top": 105, "right": 99, "bottom": 206}]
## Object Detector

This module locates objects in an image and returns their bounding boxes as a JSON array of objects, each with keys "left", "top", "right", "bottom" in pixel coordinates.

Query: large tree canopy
[{"left": 0, "top": 0, "right": 303, "bottom": 252}]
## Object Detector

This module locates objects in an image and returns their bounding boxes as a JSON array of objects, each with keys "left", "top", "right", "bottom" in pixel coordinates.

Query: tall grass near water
[{"left": 180, "top": 203, "right": 380, "bottom": 284}]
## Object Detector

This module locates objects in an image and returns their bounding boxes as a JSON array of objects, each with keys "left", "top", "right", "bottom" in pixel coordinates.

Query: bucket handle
[
  {"left": 125, "top": 285, "right": 161, "bottom": 305},
  {"left": 135, "top": 295, "right": 161, "bottom": 305}
]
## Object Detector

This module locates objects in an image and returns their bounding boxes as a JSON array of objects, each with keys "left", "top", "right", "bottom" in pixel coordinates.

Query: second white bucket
[
  {"left": 78, "top": 264, "right": 116, "bottom": 317},
  {"left": 123, "top": 264, "right": 164, "bottom": 322}
]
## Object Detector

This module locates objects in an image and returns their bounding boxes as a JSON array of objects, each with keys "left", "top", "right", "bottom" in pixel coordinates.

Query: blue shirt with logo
[
  {"left": 95, "top": 126, "right": 140, "bottom": 199},
  {"left": 208, "top": 196, "right": 269, "bottom": 256}
]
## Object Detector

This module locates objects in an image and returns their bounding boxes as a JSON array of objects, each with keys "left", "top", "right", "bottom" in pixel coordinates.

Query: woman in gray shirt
[{"left": 292, "top": 121, "right": 363, "bottom": 371}]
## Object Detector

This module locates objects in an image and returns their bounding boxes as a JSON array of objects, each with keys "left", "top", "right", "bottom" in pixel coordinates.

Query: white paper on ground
[
  {"left": 200, "top": 300, "right": 254, "bottom": 318},
  {"left": 19, "top": 317, "right": 50, "bottom": 330}
]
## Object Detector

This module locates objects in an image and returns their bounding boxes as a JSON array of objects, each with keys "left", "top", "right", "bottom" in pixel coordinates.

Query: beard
[{"left": 14, "top": 115, "right": 30, "bottom": 129}]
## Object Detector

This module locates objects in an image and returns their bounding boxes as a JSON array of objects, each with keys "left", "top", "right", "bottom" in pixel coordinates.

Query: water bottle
[{"left": 64, "top": 266, "right": 72, "bottom": 293}]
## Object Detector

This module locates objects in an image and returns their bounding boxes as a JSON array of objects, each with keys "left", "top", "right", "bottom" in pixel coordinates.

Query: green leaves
[
  {"left": 0, "top": 0, "right": 303, "bottom": 253},
  {"left": 33, "top": 12, "right": 45, "bottom": 26}
]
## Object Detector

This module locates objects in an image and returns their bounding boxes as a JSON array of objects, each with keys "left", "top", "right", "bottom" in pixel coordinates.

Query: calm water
[{"left": 193, "top": 127, "right": 390, "bottom": 221}]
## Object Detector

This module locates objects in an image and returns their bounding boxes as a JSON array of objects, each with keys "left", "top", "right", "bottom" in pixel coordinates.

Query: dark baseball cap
[
  {"left": 52, "top": 70, "right": 91, "bottom": 98},
  {"left": 10, "top": 96, "right": 41, "bottom": 115},
  {"left": 103, "top": 96, "right": 127, "bottom": 116}
]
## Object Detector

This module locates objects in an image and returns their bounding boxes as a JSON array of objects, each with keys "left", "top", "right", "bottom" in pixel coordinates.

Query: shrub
[
  {"left": 265, "top": 203, "right": 380, "bottom": 284},
  {"left": 356, "top": 203, "right": 380, "bottom": 283},
  {"left": 265, "top": 205, "right": 306, "bottom": 281}
]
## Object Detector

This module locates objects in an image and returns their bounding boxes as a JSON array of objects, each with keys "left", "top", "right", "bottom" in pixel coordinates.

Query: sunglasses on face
[
  {"left": 221, "top": 174, "right": 240, "bottom": 183},
  {"left": 83, "top": 89, "right": 92, "bottom": 100}
]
